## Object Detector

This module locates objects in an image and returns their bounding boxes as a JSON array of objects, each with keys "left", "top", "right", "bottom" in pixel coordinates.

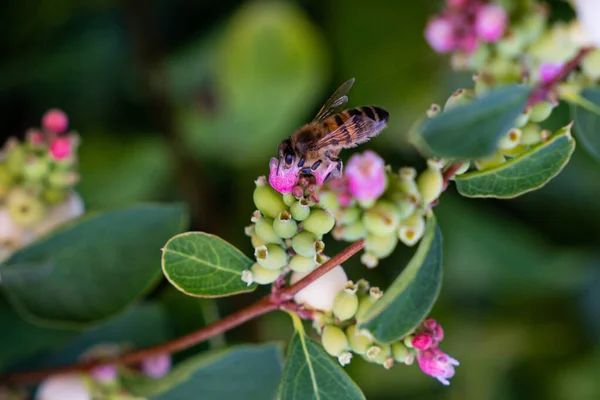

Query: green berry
[
  {"left": 342, "top": 221, "right": 367, "bottom": 242},
  {"left": 346, "top": 324, "right": 372, "bottom": 355},
  {"left": 6, "top": 188, "right": 46, "bottom": 227},
  {"left": 289, "top": 254, "right": 317, "bottom": 273},
  {"left": 355, "top": 288, "right": 383, "bottom": 321},
  {"left": 255, "top": 217, "right": 282, "bottom": 244},
  {"left": 42, "top": 187, "right": 68, "bottom": 205},
  {"left": 474, "top": 152, "right": 505, "bottom": 170},
  {"left": 398, "top": 214, "right": 425, "bottom": 247},
  {"left": 273, "top": 211, "right": 297, "bottom": 239},
  {"left": 23, "top": 157, "right": 50, "bottom": 182},
  {"left": 302, "top": 209, "right": 335, "bottom": 235},
  {"left": 332, "top": 284, "right": 359, "bottom": 321},
  {"left": 339, "top": 207, "right": 361, "bottom": 225},
  {"left": 292, "top": 231, "right": 318, "bottom": 258},
  {"left": 371, "top": 343, "right": 392, "bottom": 368},
  {"left": 417, "top": 163, "right": 443, "bottom": 205},
  {"left": 454, "top": 162, "right": 470, "bottom": 176},
  {"left": 318, "top": 191, "right": 340, "bottom": 211},
  {"left": 282, "top": 193, "right": 296, "bottom": 207},
  {"left": 321, "top": 325, "right": 349, "bottom": 357},
  {"left": 5, "top": 144, "right": 26, "bottom": 175},
  {"left": 521, "top": 123, "right": 542, "bottom": 145},
  {"left": 250, "top": 263, "right": 281, "bottom": 285},
  {"left": 47, "top": 170, "right": 78, "bottom": 188},
  {"left": 365, "top": 233, "right": 398, "bottom": 259},
  {"left": 529, "top": 101, "right": 554, "bottom": 123},
  {"left": 497, "top": 128, "right": 522, "bottom": 150},
  {"left": 391, "top": 342, "right": 411, "bottom": 364},
  {"left": 362, "top": 200, "right": 401, "bottom": 236},
  {"left": 360, "top": 252, "right": 379, "bottom": 269},
  {"left": 514, "top": 107, "right": 532, "bottom": 128},
  {"left": 254, "top": 244, "right": 288, "bottom": 271},
  {"left": 253, "top": 177, "right": 287, "bottom": 218},
  {"left": 290, "top": 199, "right": 311, "bottom": 221},
  {"left": 582, "top": 49, "right": 600, "bottom": 80}
]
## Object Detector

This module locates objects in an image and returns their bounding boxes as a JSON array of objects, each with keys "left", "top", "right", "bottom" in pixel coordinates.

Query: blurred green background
[{"left": 1, "top": 0, "right": 599, "bottom": 399}]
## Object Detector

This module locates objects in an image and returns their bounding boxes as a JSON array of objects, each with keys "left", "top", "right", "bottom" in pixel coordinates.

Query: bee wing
[
  {"left": 312, "top": 78, "right": 356, "bottom": 123},
  {"left": 308, "top": 115, "right": 379, "bottom": 151}
]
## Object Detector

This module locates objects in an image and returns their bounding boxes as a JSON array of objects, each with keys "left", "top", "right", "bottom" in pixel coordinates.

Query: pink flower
[
  {"left": 90, "top": 364, "right": 117, "bottom": 383},
  {"left": 269, "top": 157, "right": 300, "bottom": 194},
  {"left": 346, "top": 151, "right": 386, "bottom": 202},
  {"left": 417, "top": 347, "right": 459, "bottom": 386},
  {"left": 425, "top": 16, "right": 457, "bottom": 53},
  {"left": 141, "top": 353, "right": 171, "bottom": 378},
  {"left": 421, "top": 317, "right": 444, "bottom": 345},
  {"left": 42, "top": 109, "right": 69, "bottom": 134},
  {"left": 27, "top": 129, "right": 45, "bottom": 146},
  {"left": 446, "top": 0, "right": 470, "bottom": 8},
  {"left": 475, "top": 4, "right": 508, "bottom": 43},
  {"left": 49, "top": 137, "right": 72, "bottom": 161},
  {"left": 539, "top": 62, "right": 564, "bottom": 83},
  {"left": 412, "top": 333, "right": 433, "bottom": 351},
  {"left": 457, "top": 34, "right": 479, "bottom": 53}
]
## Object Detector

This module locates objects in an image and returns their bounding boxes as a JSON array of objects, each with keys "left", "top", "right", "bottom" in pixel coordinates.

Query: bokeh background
[{"left": 1, "top": 0, "right": 599, "bottom": 399}]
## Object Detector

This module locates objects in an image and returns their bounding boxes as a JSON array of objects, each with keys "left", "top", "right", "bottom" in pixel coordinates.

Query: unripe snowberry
[
  {"left": 355, "top": 287, "right": 383, "bottom": 321},
  {"left": 426, "top": 103, "right": 441, "bottom": 118},
  {"left": 332, "top": 282, "right": 359, "bottom": 321},
  {"left": 273, "top": 210, "right": 297, "bottom": 239},
  {"left": 417, "top": 161, "right": 444, "bottom": 205},
  {"left": 339, "top": 206, "right": 361, "bottom": 225},
  {"left": 6, "top": 144, "right": 26, "bottom": 175},
  {"left": 251, "top": 232, "right": 267, "bottom": 248},
  {"left": 42, "top": 187, "right": 68, "bottom": 205},
  {"left": 514, "top": 107, "right": 532, "bottom": 128},
  {"left": 253, "top": 177, "right": 287, "bottom": 218},
  {"left": 249, "top": 263, "right": 281, "bottom": 284},
  {"left": 282, "top": 193, "right": 296, "bottom": 207},
  {"left": 371, "top": 343, "right": 393, "bottom": 368},
  {"left": 444, "top": 89, "right": 473, "bottom": 111},
  {"left": 521, "top": 123, "right": 542, "bottom": 146},
  {"left": 290, "top": 198, "right": 311, "bottom": 221},
  {"left": 391, "top": 342, "right": 411, "bottom": 364},
  {"left": 292, "top": 231, "right": 319, "bottom": 257},
  {"left": 498, "top": 128, "right": 522, "bottom": 150},
  {"left": 321, "top": 325, "right": 349, "bottom": 357},
  {"left": 47, "top": 170, "right": 78, "bottom": 188},
  {"left": 318, "top": 191, "right": 340, "bottom": 211},
  {"left": 288, "top": 254, "right": 317, "bottom": 273},
  {"left": 346, "top": 324, "right": 373, "bottom": 355},
  {"left": 362, "top": 200, "right": 401, "bottom": 236},
  {"left": 396, "top": 198, "right": 417, "bottom": 220},
  {"left": 302, "top": 209, "right": 335, "bottom": 236},
  {"left": 360, "top": 251, "right": 379, "bottom": 269},
  {"left": 529, "top": 101, "right": 554, "bottom": 123},
  {"left": 582, "top": 49, "right": 600, "bottom": 80},
  {"left": 23, "top": 156, "right": 50, "bottom": 182},
  {"left": 254, "top": 244, "right": 288, "bottom": 271},
  {"left": 291, "top": 265, "right": 348, "bottom": 312},
  {"left": 365, "top": 233, "right": 398, "bottom": 259},
  {"left": 454, "top": 162, "right": 470, "bottom": 176},
  {"left": 6, "top": 188, "right": 46, "bottom": 227},
  {"left": 398, "top": 214, "right": 426, "bottom": 247},
  {"left": 255, "top": 217, "right": 282, "bottom": 244},
  {"left": 342, "top": 221, "right": 367, "bottom": 242},
  {"left": 474, "top": 152, "right": 505, "bottom": 170}
]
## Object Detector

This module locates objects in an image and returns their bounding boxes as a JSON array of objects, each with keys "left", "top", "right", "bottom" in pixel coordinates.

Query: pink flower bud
[
  {"left": 417, "top": 347, "right": 459, "bottom": 386},
  {"left": 425, "top": 17, "right": 457, "bottom": 53},
  {"left": 422, "top": 318, "right": 438, "bottom": 331},
  {"left": 27, "top": 129, "right": 45, "bottom": 146},
  {"left": 432, "top": 324, "right": 444, "bottom": 344},
  {"left": 42, "top": 109, "right": 69, "bottom": 134},
  {"left": 90, "top": 364, "right": 117, "bottom": 383},
  {"left": 458, "top": 34, "right": 479, "bottom": 53},
  {"left": 346, "top": 151, "right": 386, "bottom": 202},
  {"left": 269, "top": 157, "right": 300, "bottom": 194},
  {"left": 337, "top": 192, "right": 352, "bottom": 207},
  {"left": 141, "top": 353, "right": 171, "bottom": 378},
  {"left": 49, "top": 137, "right": 72, "bottom": 161},
  {"left": 539, "top": 62, "right": 564, "bottom": 83},
  {"left": 412, "top": 333, "right": 433, "bottom": 351},
  {"left": 475, "top": 4, "right": 508, "bottom": 43}
]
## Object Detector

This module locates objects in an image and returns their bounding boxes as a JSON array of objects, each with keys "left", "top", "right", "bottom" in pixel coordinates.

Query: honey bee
[{"left": 269, "top": 78, "right": 389, "bottom": 193}]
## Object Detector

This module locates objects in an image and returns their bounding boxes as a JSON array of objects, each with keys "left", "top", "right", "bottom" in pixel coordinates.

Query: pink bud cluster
[
  {"left": 38, "top": 109, "right": 76, "bottom": 162},
  {"left": 412, "top": 318, "right": 459, "bottom": 386},
  {"left": 425, "top": 0, "right": 508, "bottom": 54}
]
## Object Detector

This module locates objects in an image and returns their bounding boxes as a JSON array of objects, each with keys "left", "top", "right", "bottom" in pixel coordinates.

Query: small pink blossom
[
  {"left": 42, "top": 109, "right": 69, "bottom": 134},
  {"left": 141, "top": 353, "right": 171, "bottom": 379},
  {"left": 90, "top": 364, "right": 117, "bottom": 383},
  {"left": 49, "top": 137, "right": 72, "bottom": 161},
  {"left": 412, "top": 333, "right": 433, "bottom": 351},
  {"left": 425, "top": 17, "right": 457, "bottom": 53},
  {"left": 346, "top": 151, "right": 386, "bottom": 202},
  {"left": 539, "top": 62, "right": 564, "bottom": 83},
  {"left": 417, "top": 347, "right": 459, "bottom": 386},
  {"left": 421, "top": 318, "right": 444, "bottom": 345},
  {"left": 457, "top": 34, "right": 479, "bottom": 53},
  {"left": 269, "top": 157, "right": 300, "bottom": 194},
  {"left": 26, "top": 129, "right": 45, "bottom": 146},
  {"left": 337, "top": 192, "right": 353, "bottom": 207},
  {"left": 475, "top": 4, "right": 508, "bottom": 43}
]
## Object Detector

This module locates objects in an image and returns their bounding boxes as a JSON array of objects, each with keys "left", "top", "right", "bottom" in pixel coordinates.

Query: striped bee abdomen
[{"left": 346, "top": 106, "right": 389, "bottom": 125}]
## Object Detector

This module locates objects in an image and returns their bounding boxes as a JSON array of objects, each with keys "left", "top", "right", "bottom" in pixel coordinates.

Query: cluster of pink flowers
[
  {"left": 412, "top": 318, "right": 459, "bottom": 386},
  {"left": 425, "top": 0, "right": 508, "bottom": 54},
  {"left": 35, "top": 109, "right": 76, "bottom": 161}
]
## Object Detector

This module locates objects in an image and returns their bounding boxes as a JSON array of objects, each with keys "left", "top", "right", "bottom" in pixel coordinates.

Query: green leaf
[
  {"left": 162, "top": 232, "right": 256, "bottom": 298},
  {"left": 415, "top": 85, "right": 531, "bottom": 159},
  {"left": 0, "top": 204, "right": 186, "bottom": 328},
  {"left": 121, "top": 343, "right": 283, "bottom": 400},
  {"left": 357, "top": 216, "right": 442, "bottom": 343},
  {"left": 279, "top": 314, "right": 365, "bottom": 400},
  {"left": 455, "top": 125, "right": 576, "bottom": 198},
  {"left": 571, "top": 87, "right": 600, "bottom": 161}
]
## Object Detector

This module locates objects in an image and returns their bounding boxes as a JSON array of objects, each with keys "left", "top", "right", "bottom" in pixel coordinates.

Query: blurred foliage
[{"left": 1, "top": 0, "right": 599, "bottom": 399}]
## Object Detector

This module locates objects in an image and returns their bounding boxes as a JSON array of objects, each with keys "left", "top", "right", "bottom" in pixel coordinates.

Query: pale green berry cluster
[
  {"left": 318, "top": 166, "right": 441, "bottom": 269},
  {"left": 429, "top": 87, "right": 556, "bottom": 174},
  {"left": 242, "top": 177, "right": 335, "bottom": 285},
  {"left": 317, "top": 280, "right": 415, "bottom": 368},
  {"left": 0, "top": 137, "right": 79, "bottom": 228}
]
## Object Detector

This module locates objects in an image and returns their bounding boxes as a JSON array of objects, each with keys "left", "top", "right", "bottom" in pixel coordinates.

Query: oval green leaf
[
  {"left": 571, "top": 87, "right": 600, "bottom": 161},
  {"left": 279, "top": 314, "right": 365, "bottom": 400},
  {"left": 1, "top": 204, "right": 186, "bottom": 328},
  {"left": 455, "top": 124, "right": 575, "bottom": 198},
  {"left": 415, "top": 85, "right": 531, "bottom": 159},
  {"left": 121, "top": 343, "right": 283, "bottom": 400},
  {"left": 162, "top": 232, "right": 256, "bottom": 298},
  {"left": 357, "top": 215, "right": 442, "bottom": 343}
]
